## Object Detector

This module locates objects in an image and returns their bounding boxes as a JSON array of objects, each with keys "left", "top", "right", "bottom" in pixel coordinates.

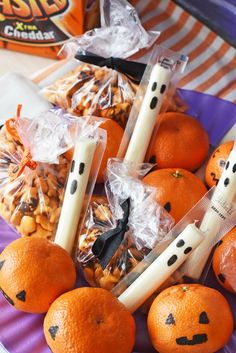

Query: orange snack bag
[{"left": 0, "top": 0, "right": 99, "bottom": 58}]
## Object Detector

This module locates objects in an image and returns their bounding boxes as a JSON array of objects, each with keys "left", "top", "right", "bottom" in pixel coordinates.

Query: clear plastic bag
[
  {"left": 77, "top": 158, "right": 174, "bottom": 290},
  {"left": 42, "top": 0, "right": 160, "bottom": 128},
  {"left": 43, "top": 62, "right": 138, "bottom": 128},
  {"left": 0, "top": 107, "right": 106, "bottom": 240},
  {"left": 61, "top": 0, "right": 159, "bottom": 59},
  {"left": 165, "top": 89, "right": 189, "bottom": 113}
]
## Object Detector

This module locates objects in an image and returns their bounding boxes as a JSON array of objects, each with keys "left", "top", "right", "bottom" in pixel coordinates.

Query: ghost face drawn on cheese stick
[
  {"left": 181, "top": 146, "right": 236, "bottom": 280},
  {"left": 118, "top": 223, "right": 204, "bottom": 313},
  {"left": 125, "top": 59, "right": 173, "bottom": 164},
  {"left": 55, "top": 138, "right": 96, "bottom": 254}
]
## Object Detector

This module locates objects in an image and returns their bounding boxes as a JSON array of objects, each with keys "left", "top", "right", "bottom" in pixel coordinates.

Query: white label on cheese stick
[
  {"left": 181, "top": 150, "right": 236, "bottom": 279},
  {"left": 125, "top": 62, "right": 173, "bottom": 164},
  {"left": 118, "top": 223, "right": 204, "bottom": 313},
  {"left": 54, "top": 138, "right": 96, "bottom": 254}
]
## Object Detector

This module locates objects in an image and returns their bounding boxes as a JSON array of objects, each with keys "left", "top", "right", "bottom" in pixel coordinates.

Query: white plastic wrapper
[
  {"left": 17, "top": 109, "right": 103, "bottom": 164},
  {"left": 62, "top": 0, "right": 159, "bottom": 59},
  {"left": 112, "top": 187, "right": 236, "bottom": 298},
  {"left": 77, "top": 158, "right": 174, "bottom": 290},
  {"left": 104, "top": 159, "right": 172, "bottom": 250}
]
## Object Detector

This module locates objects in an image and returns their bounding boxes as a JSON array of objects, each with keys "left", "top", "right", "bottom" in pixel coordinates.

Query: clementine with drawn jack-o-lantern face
[{"left": 147, "top": 284, "right": 233, "bottom": 353}]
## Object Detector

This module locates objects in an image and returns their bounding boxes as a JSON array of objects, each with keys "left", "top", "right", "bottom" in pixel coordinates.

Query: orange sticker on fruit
[{"left": 0, "top": 0, "right": 99, "bottom": 58}]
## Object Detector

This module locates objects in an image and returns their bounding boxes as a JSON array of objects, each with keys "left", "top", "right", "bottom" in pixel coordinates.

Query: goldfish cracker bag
[{"left": 0, "top": 0, "right": 100, "bottom": 58}]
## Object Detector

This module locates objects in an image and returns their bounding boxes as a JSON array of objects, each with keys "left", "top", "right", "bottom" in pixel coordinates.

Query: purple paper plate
[{"left": 0, "top": 90, "right": 236, "bottom": 353}]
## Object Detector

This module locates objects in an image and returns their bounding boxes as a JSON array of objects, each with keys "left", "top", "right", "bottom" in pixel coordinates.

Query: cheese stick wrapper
[
  {"left": 55, "top": 138, "right": 97, "bottom": 254},
  {"left": 0, "top": 73, "right": 51, "bottom": 125},
  {"left": 118, "top": 223, "right": 204, "bottom": 312},
  {"left": 181, "top": 143, "right": 236, "bottom": 280},
  {"left": 124, "top": 62, "right": 173, "bottom": 164},
  {"left": 118, "top": 45, "right": 188, "bottom": 161},
  {"left": 112, "top": 187, "right": 236, "bottom": 301}
]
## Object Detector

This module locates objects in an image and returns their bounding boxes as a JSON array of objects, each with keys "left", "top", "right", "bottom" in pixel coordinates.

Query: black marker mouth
[{"left": 176, "top": 334, "right": 208, "bottom": 346}]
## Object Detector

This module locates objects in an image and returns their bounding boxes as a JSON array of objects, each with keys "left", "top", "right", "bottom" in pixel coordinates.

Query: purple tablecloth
[{"left": 0, "top": 90, "right": 236, "bottom": 353}]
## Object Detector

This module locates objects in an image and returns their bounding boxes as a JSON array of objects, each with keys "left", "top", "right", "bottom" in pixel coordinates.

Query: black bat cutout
[
  {"left": 92, "top": 198, "right": 130, "bottom": 269},
  {"left": 75, "top": 51, "right": 146, "bottom": 84}
]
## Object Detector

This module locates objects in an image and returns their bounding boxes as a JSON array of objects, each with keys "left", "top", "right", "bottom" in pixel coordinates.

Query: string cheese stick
[
  {"left": 118, "top": 223, "right": 204, "bottom": 312},
  {"left": 55, "top": 138, "right": 96, "bottom": 254},
  {"left": 181, "top": 148, "right": 236, "bottom": 279},
  {"left": 125, "top": 60, "right": 173, "bottom": 164}
]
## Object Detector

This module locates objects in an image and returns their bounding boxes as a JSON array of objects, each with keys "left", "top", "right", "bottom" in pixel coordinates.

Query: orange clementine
[
  {"left": 212, "top": 227, "right": 236, "bottom": 293},
  {"left": 149, "top": 112, "right": 209, "bottom": 171},
  {"left": 143, "top": 168, "right": 207, "bottom": 223},
  {"left": 44, "top": 287, "right": 135, "bottom": 353},
  {"left": 97, "top": 119, "right": 124, "bottom": 183},
  {"left": 0, "top": 237, "right": 76, "bottom": 313},
  {"left": 205, "top": 140, "right": 234, "bottom": 188},
  {"left": 148, "top": 284, "right": 233, "bottom": 353},
  {"left": 64, "top": 119, "right": 124, "bottom": 183}
]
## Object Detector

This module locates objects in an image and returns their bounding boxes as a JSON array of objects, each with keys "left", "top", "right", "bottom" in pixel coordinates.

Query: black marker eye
[
  {"left": 16, "top": 290, "right": 26, "bottom": 302},
  {"left": 199, "top": 311, "right": 209, "bottom": 324},
  {"left": 167, "top": 255, "right": 177, "bottom": 266},
  {"left": 49, "top": 326, "right": 59, "bottom": 340},
  {"left": 71, "top": 160, "right": 75, "bottom": 172},
  {"left": 164, "top": 201, "right": 171, "bottom": 212},
  {"left": 184, "top": 247, "right": 192, "bottom": 254},
  {"left": 70, "top": 180, "right": 77, "bottom": 194},
  {"left": 176, "top": 239, "right": 185, "bottom": 247},
  {"left": 79, "top": 163, "right": 85, "bottom": 175},
  {"left": 165, "top": 313, "right": 175, "bottom": 325},
  {"left": 233, "top": 164, "right": 236, "bottom": 173},
  {"left": 150, "top": 97, "right": 158, "bottom": 109},
  {"left": 160, "top": 84, "right": 166, "bottom": 94},
  {"left": 152, "top": 82, "right": 157, "bottom": 91},
  {"left": 224, "top": 178, "right": 230, "bottom": 187}
]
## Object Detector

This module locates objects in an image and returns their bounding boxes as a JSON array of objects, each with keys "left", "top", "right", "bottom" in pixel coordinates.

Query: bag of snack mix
[
  {"left": 42, "top": 0, "right": 159, "bottom": 128},
  {"left": 78, "top": 159, "right": 174, "bottom": 290},
  {"left": 0, "top": 106, "right": 106, "bottom": 240}
]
